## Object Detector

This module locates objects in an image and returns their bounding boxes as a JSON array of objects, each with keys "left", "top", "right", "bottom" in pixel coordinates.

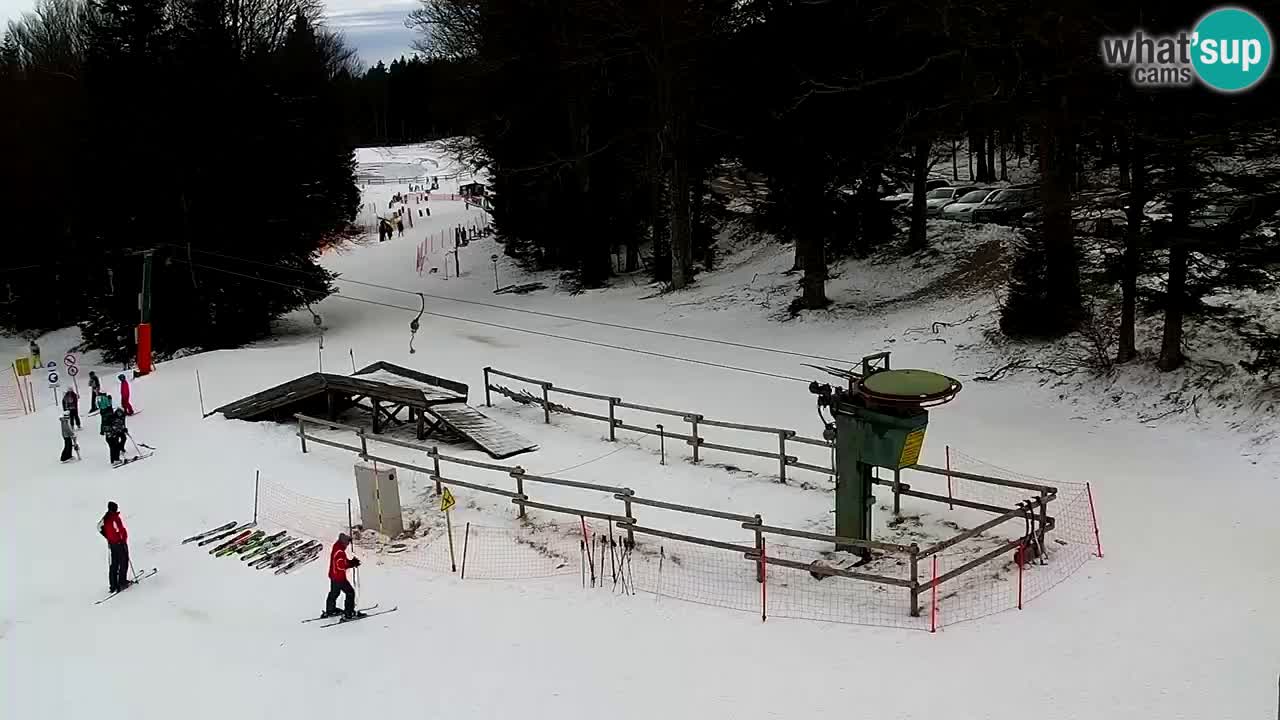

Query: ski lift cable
[
  {"left": 173, "top": 259, "right": 811, "bottom": 384},
  {"left": 163, "top": 244, "right": 861, "bottom": 367}
]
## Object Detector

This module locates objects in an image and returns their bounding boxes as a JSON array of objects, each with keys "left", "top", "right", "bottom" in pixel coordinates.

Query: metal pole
[
  {"left": 348, "top": 499, "right": 357, "bottom": 593},
  {"left": 445, "top": 505, "right": 457, "bottom": 572},
  {"left": 461, "top": 522, "right": 470, "bottom": 579},
  {"left": 350, "top": 349, "right": 356, "bottom": 374},
  {"left": 483, "top": 367, "right": 492, "bottom": 407},
  {"left": 297, "top": 417, "right": 308, "bottom": 453},
  {"left": 541, "top": 383, "right": 551, "bottom": 423},
  {"left": 432, "top": 446, "right": 442, "bottom": 494},
  {"left": 253, "top": 470, "right": 260, "bottom": 524},
  {"left": 608, "top": 398, "right": 617, "bottom": 441},
  {"left": 657, "top": 424, "right": 665, "bottom": 465},
  {"left": 196, "top": 370, "right": 206, "bottom": 417},
  {"left": 893, "top": 468, "right": 902, "bottom": 515},
  {"left": 359, "top": 429, "right": 368, "bottom": 461}
]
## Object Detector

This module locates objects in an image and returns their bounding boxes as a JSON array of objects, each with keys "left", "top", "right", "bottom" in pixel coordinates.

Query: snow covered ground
[{"left": 3, "top": 142, "right": 1278, "bottom": 720}]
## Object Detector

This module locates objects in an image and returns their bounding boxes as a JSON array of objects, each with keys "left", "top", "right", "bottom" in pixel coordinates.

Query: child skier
[
  {"left": 62, "top": 387, "right": 80, "bottom": 429},
  {"left": 105, "top": 407, "right": 129, "bottom": 465},
  {"left": 323, "top": 533, "right": 363, "bottom": 620},
  {"left": 117, "top": 374, "right": 134, "bottom": 415},
  {"left": 98, "top": 501, "right": 130, "bottom": 593},
  {"left": 98, "top": 394, "right": 113, "bottom": 435}
]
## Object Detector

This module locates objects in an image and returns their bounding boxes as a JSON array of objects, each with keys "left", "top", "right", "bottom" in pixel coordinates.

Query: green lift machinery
[{"left": 810, "top": 352, "right": 962, "bottom": 556}]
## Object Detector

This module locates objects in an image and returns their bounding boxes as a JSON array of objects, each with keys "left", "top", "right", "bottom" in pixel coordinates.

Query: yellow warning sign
[
  {"left": 440, "top": 487, "right": 456, "bottom": 513},
  {"left": 14, "top": 358, "right": 30, "bottom": 377},
  {"left": 899, "top": 429, "right": 926, "bottom": 467}
]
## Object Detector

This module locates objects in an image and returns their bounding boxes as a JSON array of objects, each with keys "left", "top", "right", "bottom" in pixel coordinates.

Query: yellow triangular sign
[{"left": 440, "top": 487, "right": 456, "bottom": 513}]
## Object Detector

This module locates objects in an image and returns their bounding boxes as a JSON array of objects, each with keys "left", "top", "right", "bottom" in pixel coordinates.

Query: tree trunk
[
  {"left": 1116, "top": 130, "right": 1143, "bottom": 363},
  {"left": 798, "top": 220, "right": 828, "bottom": 309},
  {"left": 908, "top": 137, "right": 929, "bottom": 250},
  {"left": 971, "top": 129, "right": 987, "bottom": 181},
  {"left": 1116, "top": 132, "right": 1130, "bottom": 190},
  {"left": 1158, "top": 142, "right": 1192, "bottom": 371},
  {"left": 967, "top": 133, "right": 974, "bottom": 180},
  {"left": 998, "top": 130, "right": 1008, "bottom": 181},
  {"left": 1039, "top": 114, "right": 1083, "bottom": 334},
  {"left": 669, "top": 145, "right": 693, "bottom": 289},
  {"left": 625, "top": 242, "right": 640, "bottom": 272},
  {"left": 986, "top": 129, "right": 996, "bottom": 182},
  {"left": 951, "top": 139, "right": 958, "bottom": 180}
]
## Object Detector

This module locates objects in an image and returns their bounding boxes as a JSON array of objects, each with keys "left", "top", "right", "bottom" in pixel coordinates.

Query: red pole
[
  {"left": 1017, "top": 543, "right": 1024, "bottom": 610},
  {"left": 930, "top": 555, "right": 937, "bottom": 633},
  {"left": 1086, "top": 482, "right": 1104, "bottom": 558},
  {"left": 136, "top": 323, "right": 153, "bottom": 375},
  {"left": 945, "top": 445, "right": 954, "bottom": 510},
  {"left": 760, "top": 538, "right": 768, "bottom": 623}
]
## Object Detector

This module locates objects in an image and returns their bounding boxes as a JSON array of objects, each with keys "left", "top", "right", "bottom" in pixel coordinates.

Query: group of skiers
[
  {"left": 59, "top": 370, "right": 138, "bottom": 466},
  {"left": 95, "top": 501, "right": 366, "bottom": 620}
]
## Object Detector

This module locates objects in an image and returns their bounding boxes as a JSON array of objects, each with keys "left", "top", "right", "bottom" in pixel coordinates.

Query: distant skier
[
  {"left": 62, "top": 387, "right": 80, "bottom": 429},
  {"left": 87, "top": 371, "right": 101, "bottom": 412},
  {"left": 59, "top": 413, "right": 76, "bottom": 462},
  {"left": 98, "top": 501, "right": 131, "bottom": 593},
  {"left": 117, "top": 374, "right": 134, "bottom": 415},
  {"left": 105, "top": 407, "right": 129, "bottom": 465},
  {"left": 396, "top": 217, "right": 404, "bottom": 237},
  {"left": 322, "top": 533, "right": 363, "bottom": 620},
  {"left": 29, "top": 339, "right": 40, "bottom": 369}
]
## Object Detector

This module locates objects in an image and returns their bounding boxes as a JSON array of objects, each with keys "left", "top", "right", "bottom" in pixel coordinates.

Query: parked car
[
  {"left": 940, "top": 189, "right": 999, "bottom": 221},
  {"left": 972, "top": 187, "right": 1039, "bottom": 225},
  {"left": 926, "top": 178, "right": 952, "bottom": 191},
  {"left": 924, "top": 185, "right": 979, "bottom": 217}
]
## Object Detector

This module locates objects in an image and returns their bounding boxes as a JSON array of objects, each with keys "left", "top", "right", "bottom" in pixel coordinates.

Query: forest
[{"left": 3, "top": 0, "right": 1279, "bottom": 379}]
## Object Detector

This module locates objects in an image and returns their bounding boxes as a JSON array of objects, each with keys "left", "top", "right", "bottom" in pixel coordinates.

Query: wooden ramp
[{"left": 426, "top": 404, "right": 538, "bottom": 459}]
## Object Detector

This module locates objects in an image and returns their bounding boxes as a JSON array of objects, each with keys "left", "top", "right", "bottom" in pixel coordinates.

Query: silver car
[
  {"left": 924, "top": 186, "right": 979, "bottom": 217},
  {"left": 940, "top": 189, "right": 999, "bottom": 222}
]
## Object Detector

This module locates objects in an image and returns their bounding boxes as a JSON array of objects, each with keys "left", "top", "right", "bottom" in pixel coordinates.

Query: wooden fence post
[
  {"left": 432, "top": 446, "right": 442, "bottom": 494},
  {"left": 358, "top": 429, "right": 368, "bottom": 460},
  {"left": 608, "top": 397, "right": 618, "bottom": 441},
  {"left": 483, "top": 367, "right": 492, "bottom": 407},
  {"left": 893, "top": 469, "right": 902, "bottom": 515},
  {"left": 777, "top": 431, "right": 788, "bottom": 483},
  {"left": 513, "top": 468, "right": 526, "bottom": 519},
  {"left": 689, "top": 415, "right": 701, "bottom": 463},
  {"left": 297, "top": 417, "right": 307, "bottom": 453},
  {"left": 753, "top": 514, "right": 765, "bottom": 583},
  {"left": 541, "top": 382, "right": 551, "bottom": 423},
  {"left": 908, "top": 543, "right": 920, "bottom": 617},
  {"left": 621, "top": 489, "right": 635, "bottom": 546}
]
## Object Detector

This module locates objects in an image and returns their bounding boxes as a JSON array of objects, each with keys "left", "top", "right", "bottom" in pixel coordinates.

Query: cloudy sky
[{"left": 0, "top": 0, "right": 419, "bottom": 67}]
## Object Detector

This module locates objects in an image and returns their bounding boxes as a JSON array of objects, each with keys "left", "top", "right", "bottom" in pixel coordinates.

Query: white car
[
  {"left": 940, "top": 189, "right": 999, "bottom": 221},
  {"left": 924, "top": 186, "right": 979, "bottom": 217}
]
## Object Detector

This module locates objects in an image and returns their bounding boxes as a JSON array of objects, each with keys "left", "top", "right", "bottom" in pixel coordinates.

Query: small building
[{"left": 459, "top": 181, "right": 487, "bottom": 199}]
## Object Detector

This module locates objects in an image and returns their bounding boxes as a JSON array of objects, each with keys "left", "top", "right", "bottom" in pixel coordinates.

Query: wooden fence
[{"left": 294, "top": 413, "right": 1062, "bottom": 621}]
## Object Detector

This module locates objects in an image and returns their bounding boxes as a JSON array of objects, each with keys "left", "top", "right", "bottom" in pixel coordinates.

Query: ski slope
[{"left": 3, "top": 143, "right": 1278, "bottom": 720}]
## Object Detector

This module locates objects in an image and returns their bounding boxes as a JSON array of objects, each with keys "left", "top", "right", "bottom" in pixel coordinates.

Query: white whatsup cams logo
[{"left": 1100, "top": 6, "right": 1273, "bottom": 92}]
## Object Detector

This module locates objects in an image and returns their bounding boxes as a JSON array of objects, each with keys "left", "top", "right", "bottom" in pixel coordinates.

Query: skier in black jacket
[{"left": 105, "top": 408, "right": 129, "bottom": 465}]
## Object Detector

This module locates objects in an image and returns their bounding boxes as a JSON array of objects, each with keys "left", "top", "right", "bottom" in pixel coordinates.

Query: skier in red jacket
[
  {"left": 323, "top": 533, "right": 363, "bottom": 620},
  {"left": 98, "top": 501, "right": 131, "bottom": 593}
]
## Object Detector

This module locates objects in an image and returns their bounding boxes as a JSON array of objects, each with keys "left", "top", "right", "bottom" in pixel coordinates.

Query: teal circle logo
[{"left": 1191, "top": 7, "right": 1273, "bottom": 92}]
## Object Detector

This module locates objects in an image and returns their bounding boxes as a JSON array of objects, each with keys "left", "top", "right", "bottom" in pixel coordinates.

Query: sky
[{"left": 0, "top": 0, "right": 419, "bottom": 68}]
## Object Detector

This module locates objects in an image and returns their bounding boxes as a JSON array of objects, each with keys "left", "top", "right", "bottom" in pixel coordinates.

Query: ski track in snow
[{"left": 2, "top": 142, "right": 1278, "bottom": 720}]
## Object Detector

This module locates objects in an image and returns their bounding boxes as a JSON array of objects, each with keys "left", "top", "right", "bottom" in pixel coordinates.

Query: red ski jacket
[
  {"left": 100, "top": 512, "right": 127, "bottom": 544},
  {"left": 328, "top": 542, "right": 350, "bottom": 582}
]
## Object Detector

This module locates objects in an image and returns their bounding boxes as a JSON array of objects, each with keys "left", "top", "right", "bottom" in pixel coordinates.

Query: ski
[
  {"left": 275, "top": 547, "right": 322, "bottom": 575},
  {"left": 209, "top": 528, "right": 255, "bottom": 555},
  {"left": 270, "top": 541, "right": 321, "bottom": 571},
  {"left": 94, "top": 568, "right": 158, "bottom": 604},
  {"left": 198, "top": 522, "right": 254, "bottom": 547},
  {"left": 216, "top": 530, "right": 264, "bottom": 557},
  {"left": 182, "top": 521, "right": 237, "bottom": 545},
  {"left": 228, "top": 530, "right": 282, "bottom": 557},
  {"left": 112, "top": 452, "right": 154, "bottom": 469},
  {"left": 301, "top": 605, "right": 379, "bottom": 623},
  {"left": 242, "top": 534, "right": 291, "bottom": 562},
  {"left": 319, "top": 607, "right": 398, "bottom": 628},
  {"left": 251, "top": 539, "right": 304, "bottom": 568},
  {"left": 258, "top": 540, "right": 315, "bottom": 570}
]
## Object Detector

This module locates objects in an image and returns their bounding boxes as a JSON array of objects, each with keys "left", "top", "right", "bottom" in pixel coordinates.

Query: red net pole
[
  {"left": 930, "top": 555, "right": 937, "bottom": 633},
  {"left": 760, "top": 538, "right": 768, "bottom": 623},
  {"left": 945, "top": 445, "right": 954, "bottom": 510},
  {"left": 1087, "top": 482, "right": 1104, "bottom": 558}
]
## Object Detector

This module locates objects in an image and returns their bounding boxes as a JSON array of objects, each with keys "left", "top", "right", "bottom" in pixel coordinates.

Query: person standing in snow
[
  {"left": 104, "top": 407, "right": 129, "bottom": 465},
  {"left": 323, "top": 533, "right": 362, "bottom": 619},
  {"left": 29, "top": 339, "right": 40, "bottom": 369},
  {"left": 87, "top": 371, "right": 101, "bottom": 412},
  {"left": 117, "top": 374, "right": 134, "bottom": 415},
  {"left": 62, "top": 387, "right": 80, "bottom": 429},
  {"left": 98, "top": 501, "right": 131, "bottom": 593},
  {"left": 396, "top": 217, "right": 404, "bottom": 237},
  {"left": 97, "top": 394, "right": 113, "bottom": 434},
  {"left": 59, "top": 413, "right": 76, "bottom": 462}
]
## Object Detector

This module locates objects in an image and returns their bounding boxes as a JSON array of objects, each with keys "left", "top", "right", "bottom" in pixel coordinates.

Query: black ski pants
[
  {"left": 61, "top": 437, "right": 73, "bottom": 462},
  {"left": 106, "top": 435, "right": 123, "bottom": 463},
  {"left": 326, "top": 579, "right": 355, "bottom": 616},
  {"left": 109, "top": 543, "right": 130, "bottom": 592}
]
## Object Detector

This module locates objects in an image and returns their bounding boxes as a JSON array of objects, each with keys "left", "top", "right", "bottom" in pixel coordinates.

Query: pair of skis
[
  {"left": 94, "top": 568, "right": 158, "bottom": 604},
  {"left": 302, "top": 605, "right": 399, "bottom": 628}
]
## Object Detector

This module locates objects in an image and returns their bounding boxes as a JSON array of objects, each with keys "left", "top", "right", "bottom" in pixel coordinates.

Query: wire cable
[
  {"left": 171, "top": 258, "right": 813, "bottom": 383},
  {"left": 162, "top": 243, "right": 860, "bottom": 366}
]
